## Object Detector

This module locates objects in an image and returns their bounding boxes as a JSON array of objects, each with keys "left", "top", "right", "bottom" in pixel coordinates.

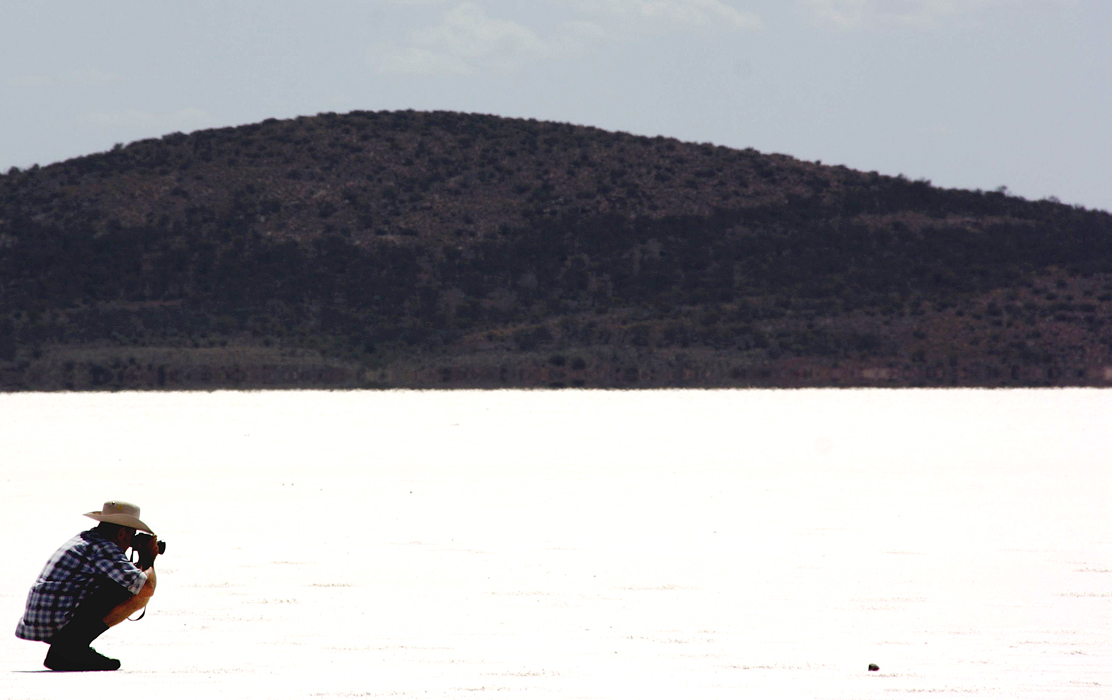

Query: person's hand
[{"left": 139, "top": 536, "right": 160, "bottom": 570}]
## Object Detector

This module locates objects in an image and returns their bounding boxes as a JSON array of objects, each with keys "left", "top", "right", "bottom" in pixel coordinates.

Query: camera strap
[{"left": 126, "top": 548, "right": 149, "bottom": 622}]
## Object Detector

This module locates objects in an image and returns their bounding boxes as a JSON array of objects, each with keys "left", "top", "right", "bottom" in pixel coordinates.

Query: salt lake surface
[{"left": 2, "top": 389, "right": 1110, "bottom": 699}]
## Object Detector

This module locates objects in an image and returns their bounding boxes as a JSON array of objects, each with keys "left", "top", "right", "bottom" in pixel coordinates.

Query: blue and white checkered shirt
[{"left": 15, "top": 529, "right": 147, "bottom": 642}]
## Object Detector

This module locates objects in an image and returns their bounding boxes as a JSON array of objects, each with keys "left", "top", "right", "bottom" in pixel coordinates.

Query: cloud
[
  {"left": 8, "top": 75, "right": 55, "bottom": 88},
  {"left": 82, "top": 108, "right": 211, "bottom": 132},
  {"left": 373, "top": 3, "right": 595, "bottom": 76},
  {"left": 411, "top": 4, "right": 555, "bottom": 62},
  {"left": 372, "top": 0, "right": 762, "bottom": 76},
  {"left": 569, "top": 0, "right": 763, "bottom": 33},
  {"left": 7, "top": 69, "right": 122, "bottom": 88},
  {"left": 374, "top": 46, "right": 473, "bottom": 76},
  {"left": 801, "top": 0, "right": 1010, "bottom": 29}
]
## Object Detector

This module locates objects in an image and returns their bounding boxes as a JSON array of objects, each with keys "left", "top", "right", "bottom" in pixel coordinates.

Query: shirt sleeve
[{"left": 90, "top": 541, "right": 148, "bottom": 596}]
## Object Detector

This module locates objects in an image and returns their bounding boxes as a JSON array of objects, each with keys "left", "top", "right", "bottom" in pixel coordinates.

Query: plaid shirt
[{"left": 15, "top": 529, "right": 147, "bottom": 642}]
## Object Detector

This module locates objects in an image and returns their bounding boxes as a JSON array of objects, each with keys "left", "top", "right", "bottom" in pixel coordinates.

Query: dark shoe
[
  {"left": 44, "top": 645, "right": 120, "bottom": 671},
  {"left": 45, "top": 616, "right": 114, "bottom": 671}
]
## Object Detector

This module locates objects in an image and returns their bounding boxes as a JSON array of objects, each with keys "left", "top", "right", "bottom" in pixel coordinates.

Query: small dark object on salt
[{"left": 868, "top": 664, "right": 880, "bottom": 672}]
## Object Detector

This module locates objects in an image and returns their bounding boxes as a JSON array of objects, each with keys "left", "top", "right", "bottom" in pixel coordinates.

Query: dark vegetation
[{"left": 2, "top": 110, "right": 1112, "bottom": 390}]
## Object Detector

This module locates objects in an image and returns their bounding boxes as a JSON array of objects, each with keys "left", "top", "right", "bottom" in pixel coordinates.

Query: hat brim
[{"left": 84, "top": 511, "right": 154, "bottom": 534}]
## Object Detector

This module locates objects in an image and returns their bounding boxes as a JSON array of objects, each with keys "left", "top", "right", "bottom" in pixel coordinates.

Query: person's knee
[{"left": 104, "top": 593, "right": 150, "bottom": 627}]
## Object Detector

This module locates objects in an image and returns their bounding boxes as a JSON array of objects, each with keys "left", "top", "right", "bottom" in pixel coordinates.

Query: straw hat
[{"left": 84, "top": 500, "right": 154, "bottom": 534}]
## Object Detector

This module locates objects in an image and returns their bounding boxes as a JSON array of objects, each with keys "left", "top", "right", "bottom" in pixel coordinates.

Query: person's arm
[
  {"left": 103, "top": 566, "right": 156, "bottom": 627},
  {"left": 137, "top": 567, "right": 156, "bottom": 599},
  {"left": 138, "top": 534, "right": 159, "bottom": 597}
]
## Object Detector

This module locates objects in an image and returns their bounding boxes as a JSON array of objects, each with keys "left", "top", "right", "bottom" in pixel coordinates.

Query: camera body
[
  {"left": 132, "top": 532, "right": 166, "bottom": 555},
  {"left": 130, "top": 532, "right": 166, "bottom": 570}
]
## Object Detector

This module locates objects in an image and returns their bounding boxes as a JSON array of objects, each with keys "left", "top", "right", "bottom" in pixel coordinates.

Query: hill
[{"left": 2, "top": 110, "right": 1112, "bottom": 390}]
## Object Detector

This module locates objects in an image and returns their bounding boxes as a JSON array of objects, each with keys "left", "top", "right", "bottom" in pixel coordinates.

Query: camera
[
  {"left": 131, "top": 533, "right": 166, "bottom": 569},
  {"left": 132, "top": 532, "right": 166, "bottom": 555}
]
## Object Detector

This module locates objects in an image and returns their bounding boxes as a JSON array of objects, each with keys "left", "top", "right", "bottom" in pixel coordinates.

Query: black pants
[{"left": 51, "top": 582, "right": 132, "bottom": 645}]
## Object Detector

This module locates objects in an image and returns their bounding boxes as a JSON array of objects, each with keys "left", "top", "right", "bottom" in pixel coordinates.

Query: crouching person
[{"left": 15, "top": 501, "right": 161, "bottom": 671}]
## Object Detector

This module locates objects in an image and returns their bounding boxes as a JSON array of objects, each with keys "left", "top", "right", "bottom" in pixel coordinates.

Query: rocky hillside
[{"left": 2, "top": 110, "right": 1111, "bottom": 390}]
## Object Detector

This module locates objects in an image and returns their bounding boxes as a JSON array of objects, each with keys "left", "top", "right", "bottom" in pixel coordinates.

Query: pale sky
[{"left": 2, "top": 0, "right": 1109, "bottom": 212}]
